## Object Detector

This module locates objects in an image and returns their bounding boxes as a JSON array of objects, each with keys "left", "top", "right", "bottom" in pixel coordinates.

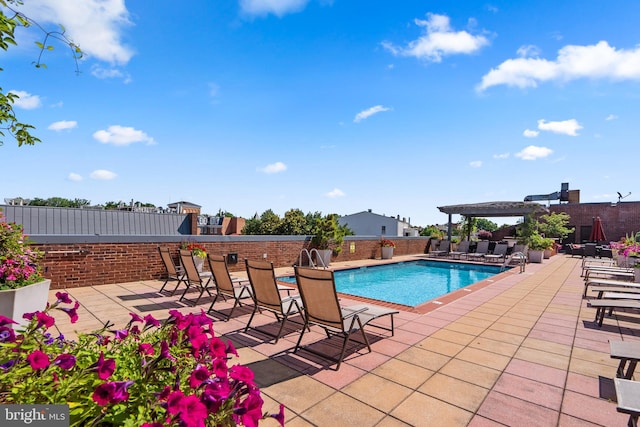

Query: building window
[{"left": 381, "top": 226, "right": 386, "bottom": 235}]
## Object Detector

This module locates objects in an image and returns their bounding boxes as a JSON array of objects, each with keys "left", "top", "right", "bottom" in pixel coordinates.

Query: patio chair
[
  {"left": 583, "top": 243, "right": 598, "bottom": 258},
  {"left": 467, "top": 240, "right": 490, "bottom": 261},
  {"left": 449, "top": 240, "right": 470, "bottom": 260},
  {"left": 244, "top": 259, "right": 305, "bottom": 343},
  {"left": 429, "top": 240, "right": 450, "bottom": 257},
  {"left": 485, "top": 243, "right": 508, "bottom": 263},
  {"left": 611, "top": 341, "right": 640, "bottom": 379},
  {"left": 587, "top": 297, "right": 640, "bottom": 327},
  {"left": 293, "top": 266, "right": 398, "bottom": 370},
  {"left": 158, "top": 246, "right": 186, "bottom": 295},
  {"left": 206, "top": 254, "right": 253, "bottom": 320},
  {"left": 614, "top": 378, "right": 640, "bottom": 427},
  {"left": 178, "top": 249, "right": 213, "bottom": 306},
  {"left": 567, "top": 244, "right": 584, "bottom": 258},
  {"left": 584, "top": 278, "right": 640, "bottom": 297}
]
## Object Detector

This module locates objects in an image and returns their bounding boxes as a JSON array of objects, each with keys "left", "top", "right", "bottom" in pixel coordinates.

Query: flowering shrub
[
  {"left": 611, "top": 232, "right": 640, "bottom": 267},
  {"left": 0, "top": 295, "right": 285, "bottom": 427},
  {"left": 182, "top": 241, "right": 207, "bottom": 258},
  {"left": 380, "top": 239, "right": 396, "bottom": 248},
  {"left": 476, "top": 230, "right": 492, "bottom": 240},
  {"left": 0, "top": 210, "right": 43, "bottom": 290}
]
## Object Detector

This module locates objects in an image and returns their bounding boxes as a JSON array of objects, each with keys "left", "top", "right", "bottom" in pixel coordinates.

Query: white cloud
[
  {"left": 90, "top": 169, "right": 117, "bottom": 180},
  {"left": 606, "top": 114, "right": 618, "bottom": 121},
  {"left": 515, "top": 145, "right": 553, "bottom": 160},
  {"left": 382, "top": 13, "right": 489, "bottom": 62},
  {"left": 469, "top": 160, "right": 482, "bottom": 168},
  {"left": 516, "top": 44, "right": 541, "bottom": 58},
  {"left": 325, "top": 188, "right": 345, "bottom": 198},
  {"left": 67, "top": 172, "right": 83, "bottom": 181},
  {"left": 93, "top": 125, "right": 155, "bottom": 146},
  {"left": 354, "top": 105, "right": 391, "bottom": 123},
  {"left": 537, "top": 119, "right": 582, "bottom": 136},
  {"left": 478, "top": 41, "right": 640, "bottom": 91},
  {"left": 257, "top": 162, "right": 287, "bottom": 174},
  {"left": 48, "top": 120, "right": 78, "bottom": 131},
  {"left": 16, "top": 0, "right": 134, "bottom": 65},
  {"left": 523, "top": 129, "right": 539, "bottom": 138},
  {"left": 91, "top": 65, "right": 131, "bottom": 83},
  {"left": 239, "top": 0, "right": 309, "bottom": 17},
  {"left": 493, "top": 153, "right": 509, "bottom": 159},
  {"left": 9, "top": 90, "right": 41, "bottom": 109}
]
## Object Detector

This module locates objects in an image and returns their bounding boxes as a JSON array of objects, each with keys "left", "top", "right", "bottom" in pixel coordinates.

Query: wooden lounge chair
[
  {"left": 206, "top": 254, "right": 253, "bottom": 320},
  {"left": 614, "top": 378, "right": 640, "bottom": 427},
  {"left": 244, "top": 259, "right": 305, "bottom": 343},
  {"left": 449, "top": 240, "right": 470, "bottom": 260},
  {"left": 467, "top": 240, "right": 490, "bottom": 262},
  {"left": 158, "top": 246, "right": 186, "bottom": 295},
  {"left": 293, "top": 266, "right": 398, "bottom": 370},
  {"left": 178, "top": 249, "right": 213, "bottom": 306},
  {"left": 485, "top": 243, "right": 508, "bottom": 263}
]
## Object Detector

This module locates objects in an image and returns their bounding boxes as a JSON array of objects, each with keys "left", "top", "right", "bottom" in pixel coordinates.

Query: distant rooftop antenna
[{"left": 617, "top": 191, "right": 631, "bottom": 202}]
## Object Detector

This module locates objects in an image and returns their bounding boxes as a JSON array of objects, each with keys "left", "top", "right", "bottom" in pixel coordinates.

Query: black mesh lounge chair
[
  {"left": 158, "top": 247, "right": 186, "bottom": 295},
  {"left": 467, "top": 240, "right": 490, "bottom": 261},
  {"left": 293, "top": 266, "right": 398, "bottom": 370},
  {"left": 449, "top": 240, "right": 470, "bottom": 260},
  {"left": 485, "top": 243, "right": 509, "bottom": 263},
  {"left": 244, "top": 259, "right": 305, "bottom": 343},
  {"left": 206, "top": 254, "right": 253, "bottom": 320},
  {"left": 429, "top": 240, "right": 450, "bottom": 257}
]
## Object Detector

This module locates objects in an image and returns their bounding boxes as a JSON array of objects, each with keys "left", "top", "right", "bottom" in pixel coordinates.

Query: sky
[{"left": 2, "top": 0, "right": 639, "bottom": 227}]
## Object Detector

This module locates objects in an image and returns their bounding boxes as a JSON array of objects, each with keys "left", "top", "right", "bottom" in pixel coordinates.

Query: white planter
[
  {"left": 0, "top": 279, "right": 51, "bottom": 328},
  {"left": 543, "top": 249, "right": 551, "bottom": 259},
  {"left": 316, "top": 249, "right": 332, "bottom": 267},
  {"left": 529, "top": 250, "right": 544, "bottom": 263},
  {"left": 381, "top": 247, "right": 394, "bottom": 259},
  {"left": 194, "top": 257, "right": 205, "bottom": 273},
  {"left": 635, "top": 268, "right": 640, "bottom": 283}
]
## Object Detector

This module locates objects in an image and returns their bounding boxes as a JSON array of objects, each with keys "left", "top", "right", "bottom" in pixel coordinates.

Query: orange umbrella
[{"left": 589, "top": 216, "right": 607, "bottom": 243}]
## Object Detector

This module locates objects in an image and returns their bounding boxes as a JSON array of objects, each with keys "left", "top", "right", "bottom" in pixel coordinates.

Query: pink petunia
[
  {"left": 229, "top": 364, "right": 255, "bottom": 386},
  {"left": 0, "top": 326, "right": 16, "bottom": 343},
  {"left": 0, "top": 315, "right": 17, "bottom": 327},
  {"left": 234, "top": 390, "right": 264, "bottom": 427},
  {"left": 166, "top": 391, "right": 185, "bottom": 415},
  {"left": 129, "top": 312, "right": 143, "bottom": 323},
  {"left": 178, "top": 395, "right": 208, "bottom": 427},
  {"left": 53, "top": 354, "right": 76, "bottom": 370},
  {"left": 55, "top": 292, "right": 72, "bottom": 304},
  {"left": 95, "top": 352, "right": 116, "bottom": 380},
  {"left": 271, "top": 403, "right": 286, "bottom": 427},
  {"left": 35, "top": 311, "right": 55, "bottom": 329},
  {"left": 138, "top": 343, "right": 155, "bottom": 355},
  {"left": 92, "top": 382, "right": 116, "bottom": 406},
  {"left": 144, "top": 314, "right": 160, "bottom": 328},
  {"left": 188, "top": 365, "right": 210, "bottom": 389},
  {"left": 26, "top": 350, "right": 50, "bottom": 370}
]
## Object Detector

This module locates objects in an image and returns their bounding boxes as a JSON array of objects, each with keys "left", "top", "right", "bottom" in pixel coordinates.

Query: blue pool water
[{"left": 280, "top": 260, "right": 504, "bottom": 307}]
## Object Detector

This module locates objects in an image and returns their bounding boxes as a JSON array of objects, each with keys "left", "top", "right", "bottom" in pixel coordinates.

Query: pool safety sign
[{"left": 1, "top": 405, "right": 69, "bottom": 426}]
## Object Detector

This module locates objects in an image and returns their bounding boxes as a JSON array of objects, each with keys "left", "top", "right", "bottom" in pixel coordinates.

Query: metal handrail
[
  {"left": 298, "top": 248, "right": 327, "bottom": 269},
  {"left": 502, "top": 251, "right": 526, "bottom": 273}
]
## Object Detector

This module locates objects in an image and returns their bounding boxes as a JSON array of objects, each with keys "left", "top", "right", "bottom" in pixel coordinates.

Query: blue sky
[{"left": 3, "top": 0, "right": 639, "bottom": 227}]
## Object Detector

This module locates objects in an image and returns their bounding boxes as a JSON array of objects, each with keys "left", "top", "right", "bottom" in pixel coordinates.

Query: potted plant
[
  {"left": 538, "top": 212, "right": 574, "bottom": 257},
  {"left": 181, "top": 241, "right": 207, "bottom": 272},
  {"left": 0, "top": 210, "right": 50, "bottom": 328},
  {"left": 311, "top": 214, "right": 344, "bottom": 267},
  {"left": 0, "top": 298, "right": 286, "bottom": 426},
  {"left": 527, "top": 231, "right": 554, "bottom": 263},
  {"left": 380, "top": 239, "right": 396, "bottom": 259}
]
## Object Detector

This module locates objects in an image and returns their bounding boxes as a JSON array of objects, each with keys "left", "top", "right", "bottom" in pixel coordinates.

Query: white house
[{"left": 338, "top": 210, "right": 419, "bottom": 237}]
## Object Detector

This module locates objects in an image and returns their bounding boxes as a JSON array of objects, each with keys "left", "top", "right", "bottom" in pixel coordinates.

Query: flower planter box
[
  {"left": 0, "top": 279, "right": 51, "bottom": 328},
  {"left": 381, "top": 247, "right": 394, "bottom": 259},
  {"left": 529, "top": 250, "right": 544, "bottom": 263}
]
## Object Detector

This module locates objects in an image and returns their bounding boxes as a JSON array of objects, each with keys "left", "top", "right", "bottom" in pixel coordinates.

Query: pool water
[{"left": 280, "top": 260, "right": 504, "bottom": 307}]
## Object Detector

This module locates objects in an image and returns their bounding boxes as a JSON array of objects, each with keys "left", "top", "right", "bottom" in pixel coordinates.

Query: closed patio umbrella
[{"left": 589, "top": 216, "right": 607, "bottom": 243}]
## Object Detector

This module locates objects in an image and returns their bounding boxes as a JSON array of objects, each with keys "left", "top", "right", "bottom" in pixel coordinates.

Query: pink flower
[
  {"left": 95, "top": 352, "right": 116, "bottom": 380},
  {"left": 92, "top": 382, "right": 116, "bottom": 406},
  {"left": 211, "top": 358, "right": 228, "bottom": 379},
  {"left": 129, "top": 312, "right": 143, "bottom": 323},
  {"left": 0, "top": 326, "right": 16, "bottom": 343},
  {"left": 55, "top": 292, "right": 72, "bottom": 304},
  {"left": 53, "top": 354, "right": 76, "bottom": 370},
  {"left": 0, "top": 315, "right": 17, "bottom": 327},
  {"left": 209, "top": 337, "right": 227, "bottom": 358},
  {"left": 234, "top": 390, "right": 264, "bottom": 427},
  {"left": 178, "top": 395, "right": 208, "bottom": 427},
  {"left": 188, "top": 365, "right": 210, "bottom": 389},
  {"left": 166, "top": 391, "right": 185, "bottom": 415},
  {"left": 271, "top": 404, "right": 286, "bottom": 427},
  {"left": 26, "top": 350, "right": 50, "bottom": 370},
  {"left": 144, "top": 314, "right": 160, "bottom": 328},
  {"left": 58, "top": 301, "right": 80, "bottom": 323},
  {"left": 226, "top": 341, "right": 238, "bottom": 357},
  {"left": 138, "top": 343, "right": 155, "bottom": 355},
  {"left": 230, "top": 364, "right": 255, "bottom": 386}
]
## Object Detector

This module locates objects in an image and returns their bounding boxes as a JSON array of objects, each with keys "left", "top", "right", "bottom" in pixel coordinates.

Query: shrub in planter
[
  {"left": 0, "top": 296, "right": 285, "bottom": 427},
  {"left": 0, "top": 211, "right": 43, "bottom": 290}
]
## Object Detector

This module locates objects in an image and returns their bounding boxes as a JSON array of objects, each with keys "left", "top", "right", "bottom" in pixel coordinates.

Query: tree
[
  {"left": 29, "top": 197, "right": 89, "bottom": 208},
  {"left": 277, "top": 209, "right": 307, "bottom": 235},
  {"left": 538, "top": 212, "right": 574, "bottom": 240},
  {"left": 1, "top": 0, "right": 82, "bottom": 147},
  {"left": 258, "top": 209, "right": 281, "bottom": 235},
  {"left": 475, "top": 218, "right": 498, "bottom": 232}
]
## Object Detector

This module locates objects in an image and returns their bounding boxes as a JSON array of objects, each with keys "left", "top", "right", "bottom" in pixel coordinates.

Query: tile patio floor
[{"left": 46, "top": 254, "right": 637, "bottom": 426}]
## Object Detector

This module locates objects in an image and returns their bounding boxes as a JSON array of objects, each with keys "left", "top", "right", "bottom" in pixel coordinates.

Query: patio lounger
[
  {"left": 293, "top": 266, "right": 398, "bottom": 370},
  {"left": 429, "top": 240, "right": 450, "bottom": 257},
  {"left": 584, "top": 278, "right": 640, "bottom": 297},
  {"left": 178, "top": 249, "right": 214, "bottom": 306},
  {"left": 449, "top": 240, "right": 470, "bottom": 260},
  {"left": 583, "top": 243, "right": 598, "bottom": 258},
  {"left": 485, "top": 243, "right": 508, "bottom": 263},
  {"left": 611, "top": 341, "right": 640, "bottom": 379},
  {"left": 206, "top": 254, "right": 253, "bottom": 320},
  {"left": 587, "top": 298, "right": 640, "bottom": 327},
  {"left": 467, "top": 240, "right": 490, "bottom": 262},
  {"left": 567, "top": 244, "right": 584, "bottom": 257},
  {"left": 614, "top": 378, "right": 640, "bottom": 427},
  {"left": 158, "top": 246, "right": 186, "bottom": 295},
  {"left": 584, "top": 266, "right": 634, "bottom": 282},
  {"left": 244, "top": 259, "right": 306, "bottom": 343},
  {"left": 581, "top": 257, "right": 617, "bottom": 276}
]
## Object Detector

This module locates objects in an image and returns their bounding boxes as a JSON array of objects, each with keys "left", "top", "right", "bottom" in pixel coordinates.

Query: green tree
[
  {"left": 311, "top": 214, "right": 345, "bottom": 254},
  {"left": 258, "top": 209, "right": 281, "bottom": 235},
  {"left": 1, "top": 0, "right": 82, "bottom": 146},
  {"left": 538, "top": 212, "right": 574, "bottom": 240},
  {"left": 29, "top": 197, "right": 89, "bottom": 207},
  {"left": 475, "top": 218, "right": 498, "bottom": 232},
  {"left": 278, "top": 209, "right": 307, "bottom": 235}
]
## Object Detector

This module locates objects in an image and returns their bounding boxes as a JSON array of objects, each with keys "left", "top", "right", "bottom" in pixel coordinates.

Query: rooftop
[{"left": 48, "top": 255, "right": 632, "bottom": 426}]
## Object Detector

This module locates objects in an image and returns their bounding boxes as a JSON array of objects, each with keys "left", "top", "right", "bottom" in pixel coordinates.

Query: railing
[
  {"left": 502, "top": 252, "right": 526, "bottom": 273},
  {"left": 298, "top": 249, "right": 327, "bottom": 269}
]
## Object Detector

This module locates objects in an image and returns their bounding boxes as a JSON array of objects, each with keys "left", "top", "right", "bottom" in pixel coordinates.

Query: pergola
[{"left": 437, "top": 201, "right": 549, "bottom": 241}]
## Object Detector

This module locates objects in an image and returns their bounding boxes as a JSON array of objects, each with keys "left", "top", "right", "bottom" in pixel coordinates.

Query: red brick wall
[
  {"left": 550, "top": 201, "right": 640, "bottom": 243},
  {"left": 36, "top": 237, "right": 430, "bottom": 289}
]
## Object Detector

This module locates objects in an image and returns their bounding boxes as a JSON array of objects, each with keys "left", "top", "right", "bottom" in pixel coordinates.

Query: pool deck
[{"left": 46, "top": 254, "right": 636, "bottom": 426}]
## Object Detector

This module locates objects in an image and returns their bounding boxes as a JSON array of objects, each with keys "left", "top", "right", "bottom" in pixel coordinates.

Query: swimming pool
[{"left": 280, "top": 260, "right": 504, "bottom": 307}]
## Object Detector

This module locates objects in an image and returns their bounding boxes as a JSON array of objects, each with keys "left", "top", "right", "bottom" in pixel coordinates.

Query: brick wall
[{"left": 36, "top": 237, "right": 430, "bottom": 289}]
